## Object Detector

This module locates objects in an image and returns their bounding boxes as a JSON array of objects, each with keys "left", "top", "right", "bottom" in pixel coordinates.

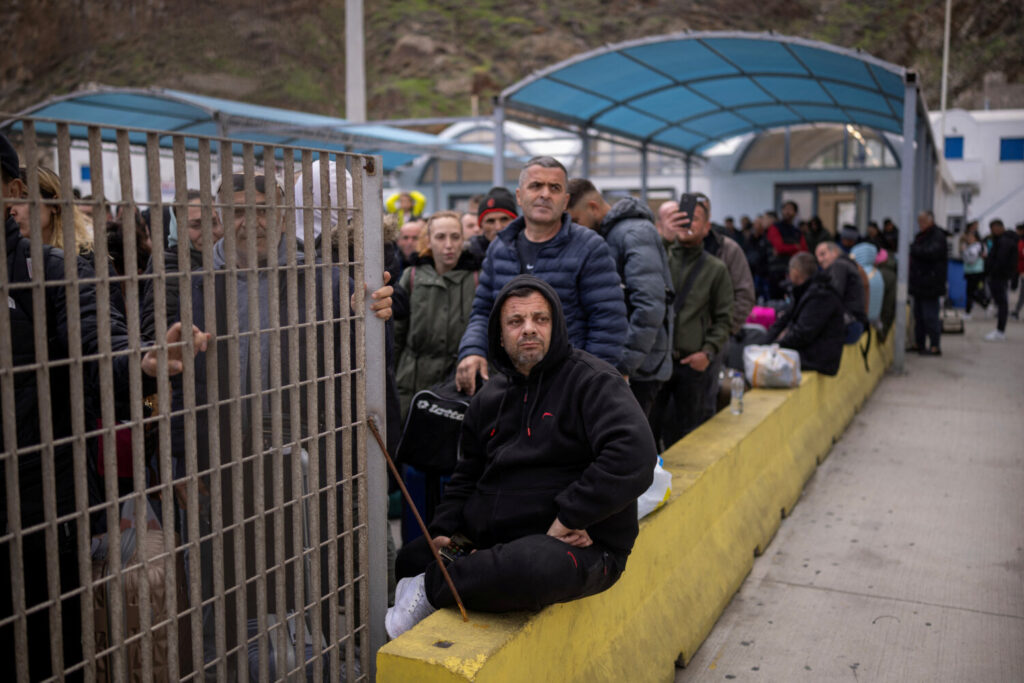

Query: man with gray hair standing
[{"left": 455, "top": 157, "right": 627, "bottom": 395}]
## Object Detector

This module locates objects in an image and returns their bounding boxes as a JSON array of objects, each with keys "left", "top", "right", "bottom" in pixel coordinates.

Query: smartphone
[
  {"left": 678, "top": 193, "right": 699, "bottom": 220},
  {"left": 438, "top": 533, "right": 474, "bottom": 563}
]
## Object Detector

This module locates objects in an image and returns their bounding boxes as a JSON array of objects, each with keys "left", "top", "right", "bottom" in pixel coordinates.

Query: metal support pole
[
  {"left": 684, "top": 155, "right": 692, "bottom": 193},
  {"left": 361, "top": 156, "right": 387, "bottom": 672},
  {"left": 432, "top": 157, "right": 442, "bottom": 211},
  {"left": 492, "top": 101, "right": 505, "bottom": 188},
  {"left": 893, "top": 78, "right": 918, "bottom": 374},
  {"left": 640, "top": 143, "right": 649, "bottom": 203},
  {"left": 939, "top": 0, "right": 952, "bottom": 154},
  {"left": 784, "top": 125, "right": 791, "bottom": 171},
  {"left": 345, "top": 0, "right": 367, "bottom": 122},
  {"left": 580, "top": 129, "right": 591, "bottom": 179}
]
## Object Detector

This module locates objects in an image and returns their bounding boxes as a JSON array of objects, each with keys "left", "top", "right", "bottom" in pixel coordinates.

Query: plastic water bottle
[{"left": 730, "top": 371, "right": 744, "bottom": 415}]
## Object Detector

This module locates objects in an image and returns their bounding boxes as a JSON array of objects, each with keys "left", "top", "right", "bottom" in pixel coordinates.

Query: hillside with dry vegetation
[{"left": 2, "top": 0, "right": 1021, "bottom": 122}]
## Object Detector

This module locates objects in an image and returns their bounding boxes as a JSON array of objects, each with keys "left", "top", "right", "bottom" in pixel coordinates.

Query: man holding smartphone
[{"left": 656, "top": 193, "right": 733, "bottom": 448}]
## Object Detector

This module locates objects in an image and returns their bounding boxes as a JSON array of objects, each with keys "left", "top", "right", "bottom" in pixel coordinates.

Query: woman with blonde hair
[
  {"left": 10, "top": 166, "right": 94, "bottom": 255},
  {"left": 393, "top": 210, "right": 481, "bottom": 416}
]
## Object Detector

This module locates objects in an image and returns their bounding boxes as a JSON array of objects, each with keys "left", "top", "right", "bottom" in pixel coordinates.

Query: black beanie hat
[{"left": 478, "top": 186, "right": 517, "bottom": 221}]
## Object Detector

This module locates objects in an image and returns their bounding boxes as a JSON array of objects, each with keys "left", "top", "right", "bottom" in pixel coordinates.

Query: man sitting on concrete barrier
[
  {"left": 815, "top": 240, "right": 868, "bottom": 344},
  {"left": 767, "top": 252, "right": 846, "bottom": 376},
  {"left": 387, "top": 275, "right": 656, "bottom": 638}
]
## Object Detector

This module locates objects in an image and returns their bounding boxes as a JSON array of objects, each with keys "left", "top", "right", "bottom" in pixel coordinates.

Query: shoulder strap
[
  {"left": 408, "top": 266, "right": 416, "bottom": 296},
  {"left": 673, "top": 250, "right": 708, "bottom": 316}
]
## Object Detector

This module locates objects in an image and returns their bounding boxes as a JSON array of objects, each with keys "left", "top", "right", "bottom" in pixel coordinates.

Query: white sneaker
[
  {"left": 983, "top": 329, "right": 1006, "bottom": 342},
  {"left": 385, "top": 574, "right": 436, "bottom": 639},
  {"left": 962, "top": 312, "right": 972, "bottom": 320}
]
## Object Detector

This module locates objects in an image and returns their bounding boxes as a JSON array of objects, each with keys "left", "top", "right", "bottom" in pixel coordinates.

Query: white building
[{"left": 931, "top": 108, "right": 1024, "bottom": 234}]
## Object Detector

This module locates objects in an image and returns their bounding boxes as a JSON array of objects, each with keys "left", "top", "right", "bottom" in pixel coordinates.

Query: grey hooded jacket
[{"left": 598, "top": 197, "right": 673, "bottom": 382}]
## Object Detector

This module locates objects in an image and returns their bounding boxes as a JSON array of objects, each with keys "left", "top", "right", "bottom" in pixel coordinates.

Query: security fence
[{"left": 0, "top": 116, "right": 387, "bottom": 682}]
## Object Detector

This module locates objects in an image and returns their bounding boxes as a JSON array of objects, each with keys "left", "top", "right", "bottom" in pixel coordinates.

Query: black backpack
[{"left": 396, "top": 378, "right": 470, "bottom": 475}]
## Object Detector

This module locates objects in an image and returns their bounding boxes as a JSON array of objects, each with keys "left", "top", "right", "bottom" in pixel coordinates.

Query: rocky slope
[{"left": 2, "top": 0, "right": 1020, "bottom": 121}]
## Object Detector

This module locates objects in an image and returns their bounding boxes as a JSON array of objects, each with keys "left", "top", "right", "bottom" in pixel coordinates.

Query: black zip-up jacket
[
  {"left": 909, "top": 224, "right": 948, "bottom": 298},
  {"left": 767, "top": 272, "right": 846, "bottom": 376},
  {"left": 2, "top": 215, "right": 144, "bottom": 531},
  {"left": 986, "top": 231, "right": 1019, "bottom": 280},
  {"left": 429, "top": 275, "right": 656, "bottom": 556}
]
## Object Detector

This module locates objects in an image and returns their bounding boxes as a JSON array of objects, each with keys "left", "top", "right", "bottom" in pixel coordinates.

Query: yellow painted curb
[{"left": 378, "top": 333, "right": 893, "bottom": 682}]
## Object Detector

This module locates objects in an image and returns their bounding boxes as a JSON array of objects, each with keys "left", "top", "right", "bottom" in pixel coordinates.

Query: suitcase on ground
[{"left": 93, "top": 502, "right": 193, "bottom": 682}]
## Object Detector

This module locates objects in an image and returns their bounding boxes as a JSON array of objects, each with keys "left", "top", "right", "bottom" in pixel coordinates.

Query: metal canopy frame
[
  {"left": 2, "top": 86, "right": 506, "bottom": 172},
  {"left": 495, "top": 31, "right": 944, "bottom": 372}
]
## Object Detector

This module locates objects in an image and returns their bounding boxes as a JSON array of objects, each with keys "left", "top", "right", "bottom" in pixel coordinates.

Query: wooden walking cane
[{"left": 368, "top": 417, "right": 469, "bottom": 622}]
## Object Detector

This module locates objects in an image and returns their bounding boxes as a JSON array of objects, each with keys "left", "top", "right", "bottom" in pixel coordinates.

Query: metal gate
[{"left": 0, "top": 115, "right": 387, "bottom": 682}]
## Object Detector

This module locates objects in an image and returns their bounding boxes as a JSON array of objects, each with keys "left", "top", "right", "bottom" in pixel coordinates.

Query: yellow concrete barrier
[{"left": 378, "top": 333, "right": 893, "bottom": 682}]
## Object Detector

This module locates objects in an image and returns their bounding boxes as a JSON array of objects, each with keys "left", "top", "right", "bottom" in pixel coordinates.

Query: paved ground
[{"left": 676, "top": 315, "right": 1024, "bottom": 682}]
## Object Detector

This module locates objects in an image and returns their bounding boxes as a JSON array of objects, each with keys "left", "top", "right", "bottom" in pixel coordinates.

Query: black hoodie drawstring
[
  {"left": 490, "top": 390, "right": 509, "bottom": 438},
  {"left": 525, "top": 369, "right": 544, "bottom": 437}
]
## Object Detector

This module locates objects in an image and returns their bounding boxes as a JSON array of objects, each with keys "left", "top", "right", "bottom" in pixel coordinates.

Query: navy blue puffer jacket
[{"left": 457, "top": 213, "right": 626, "bottom": 366}]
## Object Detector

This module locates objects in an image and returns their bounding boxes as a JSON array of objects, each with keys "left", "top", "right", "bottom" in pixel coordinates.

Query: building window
[
  {"left": 999, "top": 138, "right": 1024, "bottom": 161},
  {"left": 944, "top": 136, "right": 963, "bottom": 159}
]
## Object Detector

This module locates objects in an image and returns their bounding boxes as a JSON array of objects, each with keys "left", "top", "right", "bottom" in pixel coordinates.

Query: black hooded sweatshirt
[{"left": 429, "top": 275, "right": 656, "bottom": 556}]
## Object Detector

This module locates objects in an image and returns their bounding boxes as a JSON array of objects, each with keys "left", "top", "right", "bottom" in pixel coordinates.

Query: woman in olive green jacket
[{"left": 394, "top": 211, "right": 480, "bottom": 417}]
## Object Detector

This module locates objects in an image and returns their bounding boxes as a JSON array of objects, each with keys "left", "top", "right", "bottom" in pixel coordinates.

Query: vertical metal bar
[
  {"left": 684, "top": 155, "right": 692, "bottom": 193},
  {"left": 640, "top": 143, "right": 649, "bottom": 204},
  {"left": 784, "top": 125, "right": 791, "bottom": 170},
  {"left": 893, "top": 77, "right": 918, "bottom": 374},
  {"left": 153, "top": 133, "right": 182, "bottom": 681},
  {"left": 0, "top": 127, "right": 29, "bottom": 681},
  {"left": 432, "top": 158, "right": 442, "bottom": 214},
  {"left": 187, "top": 137, "right": 213, "bottom": 677},
  {"left": 169, "top": 134, "right": 194, "bottom": 680},
  {"left": 304, "top": 153, "right": 331, "bottom": 683},
  {"left": 56, "top": 121, "right": 97, "bottom": 683},
  {"left": 360, "top": 155, "right": 387, "bottom": 676},
  {"left": 342, "top": 156, "right": 359, "bottom": 682},
  {"left": 234, "top": 144, "right": 258, "bottom": 682},
  {"left": 85, "top": 125, "right": 111, "bottom": 682},
  {"left": 323, "top": 153, "right": 344, "bottom": 682},
  {"left": 118, "top": 127, "right": 155, "bottom": 683},
  {"left": 579, "top": 129, "right": 590, "bottom": 178},
  {"left": 345, "top": 0, "right": 367, "bottom": 123},
  {"left": 207, "top": 137, "right": 233, "bottom": 680},
  {"left": 23, "top": 122, "right": 66, "bottom": 682},
  {"left": 90, "top": 124, "right": 128, "bottom": 683},
  {"left": 492, "top": 101, "right": 505, "bottom": 188}
]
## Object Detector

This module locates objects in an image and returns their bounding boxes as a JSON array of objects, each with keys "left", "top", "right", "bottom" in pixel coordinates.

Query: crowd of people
[{"left": 6, "top": 120, "right": 1021, "bottom": 672}]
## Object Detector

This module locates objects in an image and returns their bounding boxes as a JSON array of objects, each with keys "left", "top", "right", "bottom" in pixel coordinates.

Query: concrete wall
[{"left": 377, "top": 335, "right": 894, "bottom": 682}]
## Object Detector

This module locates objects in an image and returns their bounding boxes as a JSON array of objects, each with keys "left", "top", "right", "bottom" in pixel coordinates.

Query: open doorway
[{"left": 776, "top": 183, "right": 872, "bottom": 236}]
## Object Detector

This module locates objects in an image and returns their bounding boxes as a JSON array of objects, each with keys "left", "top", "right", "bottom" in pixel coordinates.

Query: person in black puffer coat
[
  {"left": 767, "top": 252, "right": 846, "bottom": 376},
  {"left": 983, "top": 218, "right": 1019, "bottom": 341}
]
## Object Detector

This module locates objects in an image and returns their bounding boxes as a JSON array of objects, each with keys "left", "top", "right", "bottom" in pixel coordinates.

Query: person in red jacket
[{"left": 766, "top": 200, "right": 808, "bottom": 298}]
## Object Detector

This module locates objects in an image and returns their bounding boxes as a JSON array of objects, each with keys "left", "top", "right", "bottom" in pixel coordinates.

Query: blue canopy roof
[
  {"left": 500, "top": 32, "right": 911, "bottom": 156},
  {"left": 3, "top": 87, "right": 505, "bottom": 171}
]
